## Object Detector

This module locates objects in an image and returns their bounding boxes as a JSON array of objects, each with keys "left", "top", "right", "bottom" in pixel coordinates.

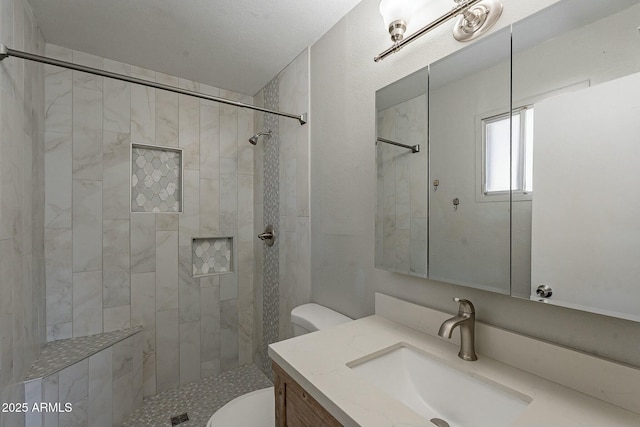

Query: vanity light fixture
[
  {"left": 379, "top": 0, "right": 432, "bottom": 42},
  {"left": 375, "top": 0, "right": 503, "bottom": 62}
]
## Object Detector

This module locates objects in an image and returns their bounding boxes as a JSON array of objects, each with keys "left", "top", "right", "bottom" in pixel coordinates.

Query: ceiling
[{"left": 29, "top": 0, "right": 363, "bottom": 95}]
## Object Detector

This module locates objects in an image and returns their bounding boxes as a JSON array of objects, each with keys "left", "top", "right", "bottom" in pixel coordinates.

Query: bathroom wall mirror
[
  {"left": 510, "top": 0, "right": 640, "bottom": 322},
  {"left": 428, "top": 27, "right": 512, "bottom": 294},
  {"left": 375, "top": 0, "right": 640, "bottom": 322},
  {"left": 375, "top": 67, "right": 429, "bottom": 277}
]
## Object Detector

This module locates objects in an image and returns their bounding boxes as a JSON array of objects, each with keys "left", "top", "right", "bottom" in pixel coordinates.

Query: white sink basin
[{"left": 348, "top": 344, "right": 531, "bottom": 427}]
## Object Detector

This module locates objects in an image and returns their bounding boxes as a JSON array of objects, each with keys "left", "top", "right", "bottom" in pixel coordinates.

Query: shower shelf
[{"left": 192, "top": 237, "right": 234, "bottom": 277}]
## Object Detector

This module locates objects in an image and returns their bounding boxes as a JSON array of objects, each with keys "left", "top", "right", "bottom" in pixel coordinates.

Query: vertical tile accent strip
[{"left": 261, "top": 77, "right": 280, "bottom": 378}]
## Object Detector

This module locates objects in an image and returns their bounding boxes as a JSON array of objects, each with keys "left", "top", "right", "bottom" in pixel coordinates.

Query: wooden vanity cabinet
[{"left": 273, "top": 362, "right": 343, "bottom": 427}]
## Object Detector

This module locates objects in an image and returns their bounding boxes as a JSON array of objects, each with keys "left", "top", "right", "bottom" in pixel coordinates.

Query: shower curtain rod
[
  {"left": 0, "top": 44, "right": 308, "bottom": 125},
  {"left": 376, "top": 137, "right": 420, "bottom": 153}
]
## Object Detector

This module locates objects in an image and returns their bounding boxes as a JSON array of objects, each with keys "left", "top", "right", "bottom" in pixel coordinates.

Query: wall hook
[{"left": 453, "top": 198, "right": 460, "bottom": 211}]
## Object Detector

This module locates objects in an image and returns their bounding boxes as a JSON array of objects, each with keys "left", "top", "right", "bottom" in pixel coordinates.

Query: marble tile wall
[
  {"left": 253, "top": 49, "right": 311, "bottom": 377},
  {"left": 0, "top": 0, "right": 46, "bottom": 426},
  {"left": 43, "top": 44, "right": 254, "bottom": 397},
  {"left": 376, "top": 95, "right": 428, "bottom": 276}
]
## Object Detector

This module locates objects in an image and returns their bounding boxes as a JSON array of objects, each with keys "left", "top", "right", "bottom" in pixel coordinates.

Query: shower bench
[{"left": 22, "top": 327, "right": 143, "bottom": 427}]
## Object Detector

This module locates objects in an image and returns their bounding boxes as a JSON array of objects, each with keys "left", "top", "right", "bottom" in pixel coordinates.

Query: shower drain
[{"left": 170, "top": 412, "right": 189, "bottom": 426}]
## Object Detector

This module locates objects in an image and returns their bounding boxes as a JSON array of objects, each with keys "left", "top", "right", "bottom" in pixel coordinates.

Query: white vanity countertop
[{"left": 269, "top": 314, "right": 640, "bottom": 427}]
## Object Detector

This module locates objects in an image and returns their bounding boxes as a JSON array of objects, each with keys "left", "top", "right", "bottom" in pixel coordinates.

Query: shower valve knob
[{"left": 258, "top": 225, "right": 275, "bottom": 246}]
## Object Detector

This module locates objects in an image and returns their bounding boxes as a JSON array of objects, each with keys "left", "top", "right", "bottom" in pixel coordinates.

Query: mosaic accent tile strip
[
  {"left": 131, "top": 144, "right": 182, "bottom": 212},
  {"left": 122, "top": 364, "right": 272, "bottom": 427},
  {"left": 192, "top": 237, "right": 233, "bottom": 276},
  {"left": 261, "top": 77, "right": 280, "bottom": 379},
  {"left": 25, "top": 327, "right": 143, "bottom": 380}
]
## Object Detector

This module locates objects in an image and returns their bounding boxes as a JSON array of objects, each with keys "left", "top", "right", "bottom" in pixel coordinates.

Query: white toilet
[{"left": 207, "top": 303, "right": 352, "bottom": 427}]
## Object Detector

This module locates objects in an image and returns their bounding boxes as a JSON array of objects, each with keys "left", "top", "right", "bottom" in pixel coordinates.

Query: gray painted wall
[{"left": 309, "top": 0, "right": 640, "bottom": 368}]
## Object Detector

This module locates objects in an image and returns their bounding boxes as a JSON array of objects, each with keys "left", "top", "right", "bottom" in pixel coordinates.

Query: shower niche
[
  {"left": 131, "top": 144, "right": 183, "bottom": 213},
  {"left": 192, "top": 237, "right": 235, "bottom": 277}
]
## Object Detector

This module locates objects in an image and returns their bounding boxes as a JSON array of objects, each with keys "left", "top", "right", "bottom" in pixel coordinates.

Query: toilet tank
[{"left": 290, "top": 303, "right": 352, "bottom": 336}]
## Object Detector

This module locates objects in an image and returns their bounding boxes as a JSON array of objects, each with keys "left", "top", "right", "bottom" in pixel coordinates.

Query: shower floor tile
[{"left": 122, "top": 364, "right": 272, "bottom": 427}]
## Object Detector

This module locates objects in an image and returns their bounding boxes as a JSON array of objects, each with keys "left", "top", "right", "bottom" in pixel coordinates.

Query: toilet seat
[{"left": 207, "top": 387, "right": 274, "bottom": 427}]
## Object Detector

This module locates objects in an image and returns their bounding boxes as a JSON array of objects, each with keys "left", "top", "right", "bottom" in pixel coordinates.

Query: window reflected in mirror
[{"left": 482, "top": 107, "right": 534, "bottom": 195}]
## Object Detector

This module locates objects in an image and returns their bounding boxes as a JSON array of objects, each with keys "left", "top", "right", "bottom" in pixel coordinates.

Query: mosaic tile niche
[
  {"left": 192, "top": 237, "right": 234, "bottom": 276},
  {"left": 131, "top": 144, "right": 182, "bottom": 212}
]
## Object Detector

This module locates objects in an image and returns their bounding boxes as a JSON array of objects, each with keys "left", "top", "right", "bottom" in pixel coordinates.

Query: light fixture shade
[
  {"left": 379, "top": 0, "right": 439, "bottom": 31},
  {"left": 379, "top": 0, "right": 416, "bottom": 28}
]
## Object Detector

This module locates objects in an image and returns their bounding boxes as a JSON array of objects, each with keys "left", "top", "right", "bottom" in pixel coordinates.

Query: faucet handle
[{"left": 454, "top": 297, "right": 475, "bottom": 314}]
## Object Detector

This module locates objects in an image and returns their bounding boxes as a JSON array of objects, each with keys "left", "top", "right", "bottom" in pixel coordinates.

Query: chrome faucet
[{"left": 437, "top": 298, "right": 477, "bottom": 361}]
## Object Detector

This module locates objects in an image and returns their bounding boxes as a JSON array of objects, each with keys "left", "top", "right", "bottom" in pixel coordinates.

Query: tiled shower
[
  {"left": 42, "top": 43, "right": 256, "bottom": 398},
  {"left": 376, "top": 94, "right": 428, "bottom": 276},
  {"left": 0, "top": 0, "right": 310, "bottom": 422}
]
